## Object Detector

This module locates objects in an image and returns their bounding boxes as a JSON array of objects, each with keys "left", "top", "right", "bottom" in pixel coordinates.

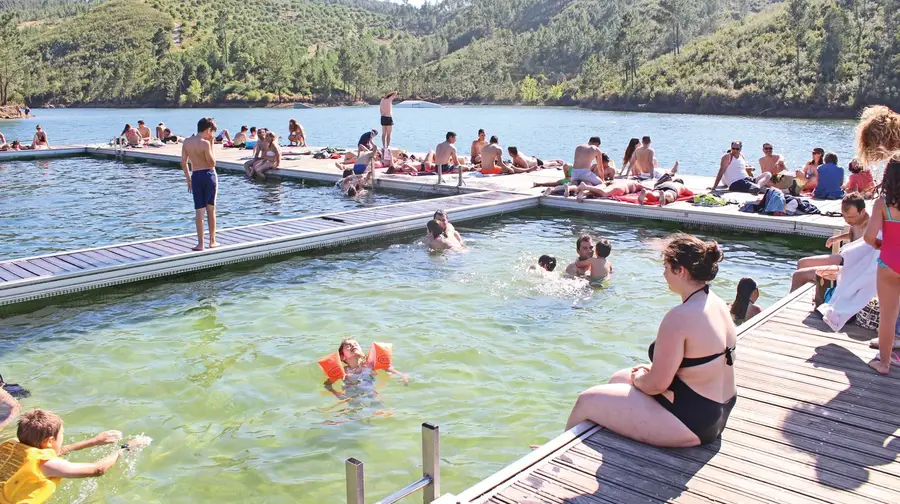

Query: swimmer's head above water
[
  {"left": 576, "top": 235, "right": 594, "bottom": 261},
  {"left": 426, "top": 219, "right": 446, "bottom": 239},
  {"left": 595, "top": 238, "right": 611, "bottom": 259},
  {"left": 538, "top": 255, "right": 557, "bottom": 272},
  {"left": 338, "top": 339, "right": 366, "bottom": 368}
]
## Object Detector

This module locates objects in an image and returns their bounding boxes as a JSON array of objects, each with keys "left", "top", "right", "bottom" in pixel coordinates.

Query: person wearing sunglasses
[
  {"left": 796, "top": 147, "right": 825, "bottom": 192},
  {"left": 711, "top": 141, "right": 771, "bottom": 194}
]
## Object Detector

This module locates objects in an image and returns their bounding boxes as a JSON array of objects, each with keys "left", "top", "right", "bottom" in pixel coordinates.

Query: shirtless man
[
  {"left": 380, "top": 91, "right": 396, "bottom": 148},
  {"left": 156, "top": 123, "right": 166, "bottom": 140},
  {"left": 435, "top": 131, "right": 461, "bottom": 173},
  {"left": 136, "top": 120, "right": 151, "bottom": 144},
  {"left": 575, "top": 179, "right": 643, "bottom": 202},
  {"left": 569, "top": 137, "right": 604, "bottom": 186},
  {"left": 181, "top": 117, "right": 219, "bottom": 251},
  {"left": 790, "top": 193, "right": 869, "bottom": 291},
  {"left": 630, "top": 136, "right": 662, "bottom": 179},
  {"left": 433, "top": 209, "right": 463, "bottom": 244},
  {"left": 480, "top": 136, "right": 518, "bottom": 174},
  {"left": 425, "top": 218, "right": 462, "bottom": 251},
  {"left": 508, "top": 146, "right": 563, "bottom": 170},
  {"left": 759, "top": 143, "right": 786, "bottom": 176},
  {"left": 232, "top": 125, "right": 249, "bottom": 147},
  {"left": 565, "top": 235, "right": 595, "bottom": 277},
  {"left": 471, "top": 129, "right": 488, "bottom": 166},
  {"left": 574, "top": 238, "right": 613, "bottom": 280}
]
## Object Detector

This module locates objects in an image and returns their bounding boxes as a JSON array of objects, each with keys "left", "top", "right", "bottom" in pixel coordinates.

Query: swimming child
[
  {"left": 730, "top": 277, "right": 763, "bottom": 325},
  {"left": 0, "top": 409, "right": 150, "bottom": 504},
  {"left": 574, "top": 238, "right": 613, "bottom": 279},
  {"left": 323, "top": 339, "right": 408, "bottom": 398},
  {"left": 538, "top": 255, "right": 557, "bottom": 272}
]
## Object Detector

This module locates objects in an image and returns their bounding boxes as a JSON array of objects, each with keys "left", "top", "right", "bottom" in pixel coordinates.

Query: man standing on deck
[
  {"left": 569, "top": 137, "right": 604, "bottom": 186},
  {"left": 182, "top": 117, "right": 219, "bottom": 252},
  {"left": 380, "top": 91, "right": 396, "bottom": 149},
  {"left": 136, "top": 120, "right": 151, "bottom": 145},
  {"left": 471, "top": 129, "right": 487, "bottom": 167},
  {"left": 435, "top": 132, "right": 461, "bottom": 174}
]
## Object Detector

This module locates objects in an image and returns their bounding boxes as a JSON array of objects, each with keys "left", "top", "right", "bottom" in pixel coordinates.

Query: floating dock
[
  {"left": 439, "top": 285, "right": 900, "bottom": 503},
  {"left": 0, "top": 191, "right": 535, "bottom": 306}
]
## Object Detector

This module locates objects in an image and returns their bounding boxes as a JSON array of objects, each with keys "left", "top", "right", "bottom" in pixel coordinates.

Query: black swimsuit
[{"left": 647, "top": 286, "right": 737, "bottom": 444}]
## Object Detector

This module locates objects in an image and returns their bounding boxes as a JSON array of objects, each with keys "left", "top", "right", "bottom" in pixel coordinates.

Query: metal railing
[{"left": 346, "top": 423, "right": 440, "bottom": 504}]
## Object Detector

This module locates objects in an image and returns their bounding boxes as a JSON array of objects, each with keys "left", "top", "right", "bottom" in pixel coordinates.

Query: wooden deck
[
  {"left": 0, "top": 191, "right": 537, "bottom": 306},
  {"left": 446, "top": 285, "right": 900, "bottom": 504}
]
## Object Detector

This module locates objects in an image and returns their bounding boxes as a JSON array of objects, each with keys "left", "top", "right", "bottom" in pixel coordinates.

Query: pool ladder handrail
[{"left": 346, "top": 423, "right": 440, "bottom": 504}]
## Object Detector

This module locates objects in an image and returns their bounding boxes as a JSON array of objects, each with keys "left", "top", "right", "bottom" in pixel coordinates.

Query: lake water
[
  {"left": 0, "top": 106, "right": 845, "bottom": 502},
  {"left": 1, "top": 106, "right": 857, "bottom": 178},
  {"left": 1, "top": 210, "right": 812, "bottom": 502},
  {"left": 0, "top": 158, "right": 414, "bottom": 260}
]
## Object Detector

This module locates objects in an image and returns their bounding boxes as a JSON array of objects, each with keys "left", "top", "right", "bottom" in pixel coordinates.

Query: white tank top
[{"left": 723, "top": 155, "right": 747, "bottom": 186}]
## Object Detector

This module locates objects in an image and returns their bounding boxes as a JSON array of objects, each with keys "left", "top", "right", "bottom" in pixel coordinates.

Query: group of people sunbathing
[{"left": 0, "top": 125, "right": 50, "bottom": 151}]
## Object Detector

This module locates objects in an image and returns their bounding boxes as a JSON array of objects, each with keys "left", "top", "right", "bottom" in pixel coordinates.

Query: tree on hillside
[
  {"left": 787, "top": 0, "right": 810, "bottom": 84},
  {"left": 152, "top": 27, "right": 171, "bottom": 61},
  {"left": 0, "top": 13, "right": 22, "bottom": 105},
  {"left": 656, "top": 0, "right": 695, "bottom": 55},
  {"left": 817, "top": 2, "right": 844, "bottom": 86}
]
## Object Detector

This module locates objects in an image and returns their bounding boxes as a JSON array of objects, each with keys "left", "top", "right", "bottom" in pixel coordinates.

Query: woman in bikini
[
  {"left": 859, "top": 105, "right": 900, "bottom": 374},
  {"left": 251, "top": 132, "right": 281, "bottom": 179},
  {"left": 564, "top": 234, "right": 736, "bottom": 447},
  {"left": 620, "top": 138, "right": 640, "bottom": 177},
  {"left": 796, "top": 147, "right": 824, "bottom": 192},
  {"left": 288, "top": 119, "right": 306, "bottom": 147}
]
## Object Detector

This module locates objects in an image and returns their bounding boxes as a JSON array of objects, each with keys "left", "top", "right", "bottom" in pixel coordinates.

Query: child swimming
[{"left": 323, "top": 339, "right": 408, "bottom": 398}]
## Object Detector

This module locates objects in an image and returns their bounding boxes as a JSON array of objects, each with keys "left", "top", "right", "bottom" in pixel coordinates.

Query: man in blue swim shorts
[
  {"left": 182, "top": 117, "right": 219, "bottom": 251},
  {"left": 353, "top": 149, "right": 380, "bottom": 175}
]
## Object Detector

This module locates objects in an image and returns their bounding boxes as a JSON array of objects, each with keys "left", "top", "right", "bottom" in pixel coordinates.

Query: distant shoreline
[{"left": 32, "top": 98, "right": 863, "bottom": 121}]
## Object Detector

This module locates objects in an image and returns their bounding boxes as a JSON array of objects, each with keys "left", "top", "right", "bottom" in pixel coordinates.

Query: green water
[{"left": 1, "top": 210, "right": 814, "bottom": 502}]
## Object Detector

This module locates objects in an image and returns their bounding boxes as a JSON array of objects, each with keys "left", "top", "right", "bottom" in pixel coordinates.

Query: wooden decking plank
[
  {"left": 274, "top": 220, "right": 335, "bottom": 233},
  {"left": 550, "top": 447, "right": 743, "bottom": 504},
  {"left": 737, "top": 347, "right": 899, "bottom": 397},
  {"left": 1, "top": 263, "right": 38, "bottom": 279},
  {"left": 735, "top": 360, "right": 900, "bottom": 412},
  {"left": 725, "top": 416, "right": 900, "bottom": 480},
  {"left": 733, "top": 394, "right": 900, "bottom": 452},
  {"left": 581, "top": 436, "right": 823, "bottom": 504},
  {"left": 11, "top": 260, "right": 53, "bottom": 277},
  {"left": 79, "top": 250, "right": 125, "bottom": 266},
  {"left": 720, "top": 421, "right": 900, "bottom": 497},
  {"left": 155, "top": 238, "right": 196, "bottom": 252},
  {"left": 238, "top": 224, "right": 291, "bottom": 238},
  {"left": 25, "top": 258, "right": 67, "bottom": 275},
  {"left": 0, "top": 266, "right": 22, "bottom": 281},
  {"left": 285, "top": 217, "right": 342, "bottom": 230},
  {"left": 93, "top": 249, "right": 136, "bottom": 264},
  {"left": 118, "top": 245, "right": 162, "bottom": 259},
  {"left": 256, "top": 222, "right": 316, "bottom": 238},
  {"left": 55, "top": 253, "right": 95, "bottom": 269},
  {"left": 40, "top": 256, "right": 84, "bottom": 273},
  {"left": 130, "top": 243, "right": 175, "bottom": 259},
  {"left": 139, "top": 240, "right": 187, "bottom": 256},
  {"left": 224, "top": 228, "right": 271, "bottom": 242},
  {"left": 103, "top": 247, "right": 144, "bottom": 261}
]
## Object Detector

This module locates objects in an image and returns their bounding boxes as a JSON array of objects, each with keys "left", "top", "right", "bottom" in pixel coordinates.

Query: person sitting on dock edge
[
  {"left": 711, "top": 141, "right": 770, "bottom": 194},
  {"left": 471, "top": 129, "right": 487, "bottom": 167},
  {"left": 435, "top": 132, "right": 462, "bottom": 174},
  {"left": 790, "top": 192, "right": 869, "bottom": 292},
  {"left": 182, "top": 117, "right": 219, "bottom": 251},
  {"left": 565, "top": 234, "right": 736, "bottom": 447},
  {"left": 136, "top": 120, "right": 151, "bottom": 145}
]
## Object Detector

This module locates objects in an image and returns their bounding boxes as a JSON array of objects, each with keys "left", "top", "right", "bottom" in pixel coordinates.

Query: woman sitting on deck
[
  {"left": 31, "top": 125, "right": 49, "bottom": 150},
  {"left": 250, "top": 131, "right": 281, "bottom": 179},
  {"left": 565, "top": 234, "right": 737, "bottom": 447},
  {"left": 121, "top": 124, "right": 142, "bottom": 147}
]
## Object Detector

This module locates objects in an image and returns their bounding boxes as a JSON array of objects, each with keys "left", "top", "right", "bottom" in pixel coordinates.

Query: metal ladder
[{"left": 346, "top": 423, "right": 440, "bottom": 504}]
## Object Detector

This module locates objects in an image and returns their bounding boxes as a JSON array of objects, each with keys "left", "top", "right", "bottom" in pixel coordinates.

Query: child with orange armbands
[{"left": 320, "top": 339, "right": 408, "bottom": 398}]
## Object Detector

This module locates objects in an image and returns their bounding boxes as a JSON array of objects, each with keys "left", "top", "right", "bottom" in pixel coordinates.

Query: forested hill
[{"left": 0, "top": 0, "right": 897, "bottom": 116}]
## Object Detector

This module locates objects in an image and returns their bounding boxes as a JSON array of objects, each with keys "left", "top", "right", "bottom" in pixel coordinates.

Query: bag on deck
[{"left": 761, "top": 188, "right": 786, "bottom": 215}]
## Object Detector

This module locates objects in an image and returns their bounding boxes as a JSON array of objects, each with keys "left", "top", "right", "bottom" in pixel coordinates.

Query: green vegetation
[{"left": 0, "top": 0, "right": 896, "bottom": 115}]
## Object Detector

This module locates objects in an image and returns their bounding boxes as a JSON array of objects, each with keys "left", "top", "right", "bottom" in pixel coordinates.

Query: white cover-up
[{"left": 818, "top": 235, "right": 879, "bottom": 331}]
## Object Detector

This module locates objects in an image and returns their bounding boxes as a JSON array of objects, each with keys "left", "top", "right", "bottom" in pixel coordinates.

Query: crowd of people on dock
[
  {"left": 0, "top": 125, "right": 50, "bottom": 151},
  {"left": 6, "top": 99, "right": 900, "bottom": 504}
]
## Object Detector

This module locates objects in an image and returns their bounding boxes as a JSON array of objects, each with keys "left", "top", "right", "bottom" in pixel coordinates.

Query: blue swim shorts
[
  {"left": 191, "top": 169, "right": 218, "bottom": 210},
  {"left": 353, "top": 163, "right": 368, "bottom": 175}
]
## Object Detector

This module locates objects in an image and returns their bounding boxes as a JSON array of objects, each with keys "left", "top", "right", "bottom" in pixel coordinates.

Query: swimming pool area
[
  {"left": 0, "top": 208, "right": 815, "bottom": 502},
  {"left": 0, "top": 158, "right": 416, "bottom": 259}
]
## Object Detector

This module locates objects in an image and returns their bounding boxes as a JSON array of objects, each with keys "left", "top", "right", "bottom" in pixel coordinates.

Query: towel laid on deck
[{"left": 817, "top": 236, "right": 879, "bottom": 331}]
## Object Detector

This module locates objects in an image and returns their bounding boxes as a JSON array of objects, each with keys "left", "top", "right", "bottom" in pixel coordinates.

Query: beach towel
[{"left": 818, "top": 236, "right": 880, "bottom": 331}]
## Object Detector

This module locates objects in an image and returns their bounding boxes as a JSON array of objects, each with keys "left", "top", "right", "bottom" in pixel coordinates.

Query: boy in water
[
  {"left": 574, "top": 238, "right": 613, "bottom": 279},
  {"left": 323, "top": 339, "right": 408, "bottom": 398},
  {"left": 538, "top": 255, "right": 557, "bottom": 272},
  {"left": 0, "top": 409, "right": 148, "bottom": 504}
]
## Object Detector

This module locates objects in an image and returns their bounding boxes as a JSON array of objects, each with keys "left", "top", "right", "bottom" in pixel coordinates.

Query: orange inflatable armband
[
  {"left": 318, "top": 352, "right": 345, "bottom": 382},
  {"left": 365, "top": 342, "right": 393, "bottom": 371}
]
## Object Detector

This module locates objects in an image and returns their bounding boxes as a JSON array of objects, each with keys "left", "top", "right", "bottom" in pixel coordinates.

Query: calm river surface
[{"left": 0, "top": 106, "right": 844, "bottom": 502}]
